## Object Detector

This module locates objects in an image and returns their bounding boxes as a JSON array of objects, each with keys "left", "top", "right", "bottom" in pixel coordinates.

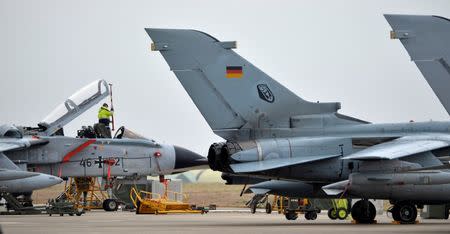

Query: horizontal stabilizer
[
  {"left": 230, "top": 154, "right": 340, "bottom": 173},
  {"left": 343, "top": 136, "right": 449, "bottom": 160},
  {"left": 385, "top": 14, "right": 450, "bottom": 114}
]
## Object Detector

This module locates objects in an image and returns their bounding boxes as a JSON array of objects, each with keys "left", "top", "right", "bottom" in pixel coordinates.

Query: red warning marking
[{"left": 62, "top": 139, "right": 96, "bottom": 163}]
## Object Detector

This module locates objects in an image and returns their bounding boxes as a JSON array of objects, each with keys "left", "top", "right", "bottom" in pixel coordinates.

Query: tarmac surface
[{"left": 1, "top": 210, "right": 450, "bottom": 234}]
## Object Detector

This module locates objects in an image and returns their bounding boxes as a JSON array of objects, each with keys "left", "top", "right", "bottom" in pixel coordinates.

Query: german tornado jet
[
  {"left": 146, "top": 14, "right": 450, "bottom": 223},
  {"left": 1, "top": 79, "right": 206, "bottom": 210}
]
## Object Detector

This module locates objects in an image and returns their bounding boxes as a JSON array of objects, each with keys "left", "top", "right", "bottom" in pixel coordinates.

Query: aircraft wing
[
  {"left": 0, "top": 136, "right": 48, "bottom": 153},
  {"left": 231, "top": 154, "right": 340, "bottom": 173},
  {"left": 0, "top": 139, "right": 30, "bottom": 153},
  {"left": 343, "top": 136, "right": 450, "bottom": 160},
  {"left": 0, "top": 142, "right": 24, "bottom": 152},
  {"left": 0, "top": 152, "right": 21, "bottom": 170},
  {"left": 0, "top": 138, "right": 33, "bottom": 171}
]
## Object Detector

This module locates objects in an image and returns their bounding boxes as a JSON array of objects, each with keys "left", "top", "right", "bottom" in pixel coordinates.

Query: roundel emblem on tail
[{"left": 257, "top": 84, "right": 275, "bottom": 103}]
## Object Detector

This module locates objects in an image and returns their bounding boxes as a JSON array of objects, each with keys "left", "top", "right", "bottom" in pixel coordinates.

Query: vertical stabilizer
[
  {"left": 386, "top": 14, "right": 450, "bottom": 114},
  {"left": 146, "top": 29, "right": 340, "bottom": 132}
]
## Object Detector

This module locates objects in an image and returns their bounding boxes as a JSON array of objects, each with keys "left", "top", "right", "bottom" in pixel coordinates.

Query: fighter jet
[
  {"left": 1, "top": 79, "right": 206, "bottom": 210},
  {"left": 146, "top": 14, "right": 450, "bottom": 223}
]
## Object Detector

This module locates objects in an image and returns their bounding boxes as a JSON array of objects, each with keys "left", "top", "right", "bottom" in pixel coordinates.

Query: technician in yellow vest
[{"left": 98, "top": 103, "right": 114, "bottom": 126}]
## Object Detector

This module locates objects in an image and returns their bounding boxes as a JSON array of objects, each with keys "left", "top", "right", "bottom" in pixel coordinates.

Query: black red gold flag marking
[{"left": 226, "top": 66, "right": 243, "bottom": 78}]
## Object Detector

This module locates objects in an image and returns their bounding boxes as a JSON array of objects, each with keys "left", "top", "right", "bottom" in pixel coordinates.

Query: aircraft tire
[
  {"left": 397, "top": 202, "right": 417, "bottom": 223},
  {"left": 103, "top": 199, "right": 118, "bottom": 212},
  {"left": 265, "top": 203, "right": 272, "bottom": 214},
  {"left": 250, "top": 204, "right": 256, "bottom": 214},
  {"left": 390, "top": 206, "right": 401, "bottom": 221},
  {"left": 351, "top": 200, "right": 376, "bottom": 224}
]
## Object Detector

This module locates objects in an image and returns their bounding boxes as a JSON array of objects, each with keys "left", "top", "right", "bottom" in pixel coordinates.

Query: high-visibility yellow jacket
[{"left": 98, "top": 106, "right": 113, "bottom": 120}]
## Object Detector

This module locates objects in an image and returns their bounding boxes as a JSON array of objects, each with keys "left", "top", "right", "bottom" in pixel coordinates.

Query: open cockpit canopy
[{"left": 39, "top": 80, "right": 110, "bottom": 136}]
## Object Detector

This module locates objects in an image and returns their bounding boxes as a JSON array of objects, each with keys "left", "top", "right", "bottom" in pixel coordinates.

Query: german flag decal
[{"left": 226, "top": 66, "right": 243, "bottom": 78}]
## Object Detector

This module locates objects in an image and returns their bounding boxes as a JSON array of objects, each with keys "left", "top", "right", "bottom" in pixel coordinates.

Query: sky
[{"left": 1, "top": 0, "right": 450, "bottom": 156}]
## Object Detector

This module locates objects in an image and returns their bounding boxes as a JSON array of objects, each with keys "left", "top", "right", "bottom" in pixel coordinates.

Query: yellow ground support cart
[
  {"left": 269, "top": 196, "right": 320, "bottom": 220},
  {"left": 248, "top": 194, "right": 320, "bottom": 220},
  {"left": 129, "top": 187, "right": 207, "bottom": 215},
  {"left": 327, "top": 199, "right": 350, "bottom": 220}
]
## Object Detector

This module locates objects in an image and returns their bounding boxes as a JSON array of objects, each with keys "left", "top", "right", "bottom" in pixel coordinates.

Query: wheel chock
[
  {"left": 391, "top": 220, "right": 419, "bottom": 224},
  {"left": 351, "top": 220, "right": 378, "bottom": 224}
]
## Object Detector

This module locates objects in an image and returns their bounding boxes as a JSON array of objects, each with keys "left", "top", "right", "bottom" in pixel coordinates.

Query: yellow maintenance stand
[
  {"left": 130, "top": 187, "right": 206, "bottom": 214},
  {"left": 61, "top": 177, "right": 109, "bottom": 211}
]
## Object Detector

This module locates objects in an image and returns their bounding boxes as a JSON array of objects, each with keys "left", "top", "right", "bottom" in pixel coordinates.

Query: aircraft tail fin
[
  {"left": 385, "top": 14, "right": 450, "bottom": 114},
  {"left": 146, "top": 29, "right": 340, "bottom": 133}
]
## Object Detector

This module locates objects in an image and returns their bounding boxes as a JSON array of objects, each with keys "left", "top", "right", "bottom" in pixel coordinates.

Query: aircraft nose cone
[
  {"left": 45, "top": 175, "right": 63, "bottom": 186},
  {"left": 29, "top": 174, "right": 63, "bottom": 191},
  {"left": 173, "top": 146, "right": 208, "bottom": 172},
  {"left": 52, "top": 176, "right": 64, "bottom": 184}
]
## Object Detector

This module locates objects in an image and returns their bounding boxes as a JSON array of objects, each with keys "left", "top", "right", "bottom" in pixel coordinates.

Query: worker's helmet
[{"left": 103, "top": 103, "right": 109, "bottom": 108}]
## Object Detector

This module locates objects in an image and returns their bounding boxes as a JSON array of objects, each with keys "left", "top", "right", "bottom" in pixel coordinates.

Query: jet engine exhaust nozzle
[{"left": 207, "top": 142, "right": 241, "bottom": 172}]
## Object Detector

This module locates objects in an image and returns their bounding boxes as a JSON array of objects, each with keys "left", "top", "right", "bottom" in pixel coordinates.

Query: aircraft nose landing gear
[
  {"left": 103, "top": 199, "right": 118, "bottom": 211},
  {"left": 351, "top": 200, "right": 376, "bottom": 224}
]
